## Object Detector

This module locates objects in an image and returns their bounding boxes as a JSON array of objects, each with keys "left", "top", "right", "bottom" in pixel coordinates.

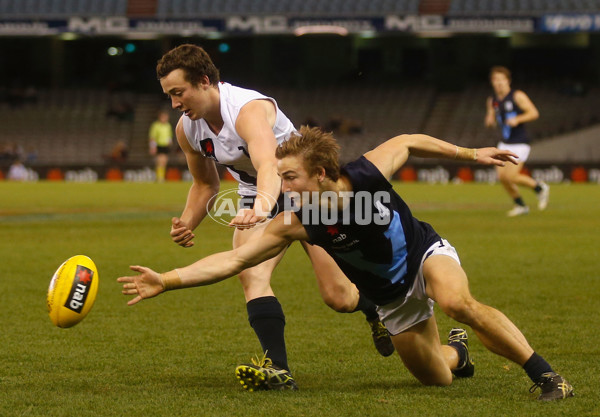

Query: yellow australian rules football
[{"left": 47, "top": 255, "right": 99, "bottom": 328}]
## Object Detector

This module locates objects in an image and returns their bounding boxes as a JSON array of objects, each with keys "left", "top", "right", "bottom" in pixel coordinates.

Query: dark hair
[
  {"left": 156, "top": 44, "right": 220, "bottom": 86},
  {"left": 276, "top": 126, "right": 341, "bottom": 181}
]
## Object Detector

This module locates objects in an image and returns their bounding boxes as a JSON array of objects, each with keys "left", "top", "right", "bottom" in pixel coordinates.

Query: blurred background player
[
  {"left": 148, "top": 109, "right": 174, "bottom": 182},
  {"left": 156, "top": 44, "right": 393, "bottom": 390},
  {"left": 485, "top": 66, "right": 549, "bottom": 216},
  {"left": 7, "top": 158, "right": 28, "bottom": 181}
]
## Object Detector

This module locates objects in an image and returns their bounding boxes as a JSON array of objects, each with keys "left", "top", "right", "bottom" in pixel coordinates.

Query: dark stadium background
[{"left": 1, "top": 0, "right": 599, "bottom": 183}]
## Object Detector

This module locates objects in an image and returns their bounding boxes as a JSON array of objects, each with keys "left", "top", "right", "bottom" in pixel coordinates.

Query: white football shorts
[
  {"left": 497, "top": 142, "right": 531, "bottom": 163},
  {"left": 376, "top": 239, "right": 461, "bottom": 336}
]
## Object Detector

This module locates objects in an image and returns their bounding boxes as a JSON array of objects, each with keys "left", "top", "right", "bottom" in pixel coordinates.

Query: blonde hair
[{"left": 276, "top": 126, "right": 341, "bottom": 181}]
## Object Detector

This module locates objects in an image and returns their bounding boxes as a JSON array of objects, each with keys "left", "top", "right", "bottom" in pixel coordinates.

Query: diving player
[{"left": 119, "top": 126, "right": 573, "bottom": 401}]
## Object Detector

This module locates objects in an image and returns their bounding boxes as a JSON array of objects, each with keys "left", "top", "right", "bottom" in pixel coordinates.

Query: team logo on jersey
[
  {"left": 200, "top": 138, "right": 217, "bottom": 161},
  {"left": 504, "top": 101, "right": 513, "bottom": 112},
  {"left": 326, "top": 225, "right": 339, "bottom": 236},
  {"left": 325, "top": 225, "right": 348, "bottom": 244}
]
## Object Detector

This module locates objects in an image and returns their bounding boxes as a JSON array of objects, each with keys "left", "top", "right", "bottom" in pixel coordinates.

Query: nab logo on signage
[{"left": 64, "top": 265, "right": 94, "bottom": 313}]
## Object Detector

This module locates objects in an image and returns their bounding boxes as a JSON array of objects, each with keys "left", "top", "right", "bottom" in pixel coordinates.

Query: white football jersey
[{"left": 182, "top": 82, "right": 296, "bottom": 196}]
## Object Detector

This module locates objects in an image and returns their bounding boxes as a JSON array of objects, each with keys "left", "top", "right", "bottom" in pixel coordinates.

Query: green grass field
[{"left": 1, "top": 181, "right": 598, "bottom": 417}]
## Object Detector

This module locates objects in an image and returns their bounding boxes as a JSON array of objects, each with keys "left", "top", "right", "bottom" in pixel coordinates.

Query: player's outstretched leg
[
  {"left": 235, "top": 353, "right": 298, "bottom": 391},
  {"left": 424, "top": 253, "right": 574, "bottom": 400}
]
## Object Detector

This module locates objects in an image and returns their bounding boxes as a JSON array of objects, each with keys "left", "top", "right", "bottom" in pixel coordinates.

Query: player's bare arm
[
  {"left": 484, "top": 96, "right": 497, "bottom": 127},
  {"left": 171, "top": 117, "right": 220, "bottom": 247},
  {"left": 118, "top": 213, "right": 308, "bottom": 305},
  {"left": 229, "top": 99, "right": 282, "bottom": 229},
  {"left": 364, "top": 134, "right": 519, "bottom": 180},
  {"left": 509, "top": 90, "right": 539, "bottom": 126}
]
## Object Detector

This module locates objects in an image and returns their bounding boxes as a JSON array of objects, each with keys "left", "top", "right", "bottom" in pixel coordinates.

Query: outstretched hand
[
  {"left": 476, "top": 147, "right": 518, "bottom": 166},
  {"left": 117, "top": 265, "right": 164, "bottom": 306}
]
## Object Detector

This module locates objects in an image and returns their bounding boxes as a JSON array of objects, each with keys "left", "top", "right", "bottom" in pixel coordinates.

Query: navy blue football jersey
[
  {"left": 294, "top": 156, "right": 441, "bottom": 305},
  {"left": 492, "top": 89, "right": 529, "bottom": 144}
]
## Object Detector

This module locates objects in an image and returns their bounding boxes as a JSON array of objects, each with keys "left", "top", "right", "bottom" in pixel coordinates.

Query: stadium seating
[
  {"left": 155, "top": 0, "right": 420, "bottom": 18},
  {"left": 0, "top": 0, "right": 128, "bottom": 19},
  {"left": 0, "top": 88, "right": 136, "bottom": 165},
  {"left": 2, "top": 81, "right": 597, "bottom": 166},
  {"left": 447, "top": 0, "right": 600, "bottom": 16}
]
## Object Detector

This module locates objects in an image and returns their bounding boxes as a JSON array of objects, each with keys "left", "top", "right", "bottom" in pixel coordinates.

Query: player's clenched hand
[
  {"left": 171, "top": 217, "right": 195, "bottom": 247},
  {"left": 228, "top": 208, "right": 266, "bottom": 229},
  {"left": 476, "top": 147, "right": 518, "bottom": 167},
  {"left": 117, "top": 265, "right": 164, "bottom": 306}
]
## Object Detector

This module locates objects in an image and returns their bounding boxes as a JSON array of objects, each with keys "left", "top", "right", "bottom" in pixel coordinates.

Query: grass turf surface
[{"left": 0, "top": 181, "right": 598, "bottom": 416}]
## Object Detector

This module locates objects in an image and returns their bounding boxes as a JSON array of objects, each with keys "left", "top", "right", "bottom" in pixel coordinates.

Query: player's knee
[{"left": 438, "top": 296, "right": 478, "bottom": 324}]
